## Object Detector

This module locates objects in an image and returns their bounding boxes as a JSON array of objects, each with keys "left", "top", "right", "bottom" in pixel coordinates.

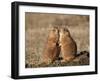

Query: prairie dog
[
  {"left": 42, "top": 27, "right": 59, "bottom": 65},
  {"left": 59, "top": 27, "right": 77, "bottom": 62}
]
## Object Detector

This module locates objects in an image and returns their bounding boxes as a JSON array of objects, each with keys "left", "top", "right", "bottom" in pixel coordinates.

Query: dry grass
[{"left": 25, "top": 12, "right": 89, "bottom": 68}]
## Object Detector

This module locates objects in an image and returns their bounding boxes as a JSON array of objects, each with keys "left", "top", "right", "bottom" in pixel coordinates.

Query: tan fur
[
  {"left": 59, "top": 27, "right": 77, "bottom": 62},
  {"left": 42, "top": 27, "right": 59, "bottom": 65}
]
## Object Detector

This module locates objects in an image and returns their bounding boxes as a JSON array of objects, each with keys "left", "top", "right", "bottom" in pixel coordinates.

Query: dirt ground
[{"left": 25, "top": 12, "right": 89, "bottom": 68}]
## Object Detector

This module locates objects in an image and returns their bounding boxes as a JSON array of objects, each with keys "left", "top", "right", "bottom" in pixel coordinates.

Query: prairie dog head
[
  {"left": 59, "top": 27, "right": 70, "bottom": 39},
  {"left": 49, "top": 27, "right": 59, "bottom": 39}
]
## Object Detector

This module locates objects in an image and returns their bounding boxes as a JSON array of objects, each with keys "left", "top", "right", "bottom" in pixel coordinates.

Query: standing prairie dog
[
  {"left": 42, "top": 27, "right": 59, "bottom": 65},
  {"left": 59, "top": 27, "right": 77, "bottom": 62}
]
